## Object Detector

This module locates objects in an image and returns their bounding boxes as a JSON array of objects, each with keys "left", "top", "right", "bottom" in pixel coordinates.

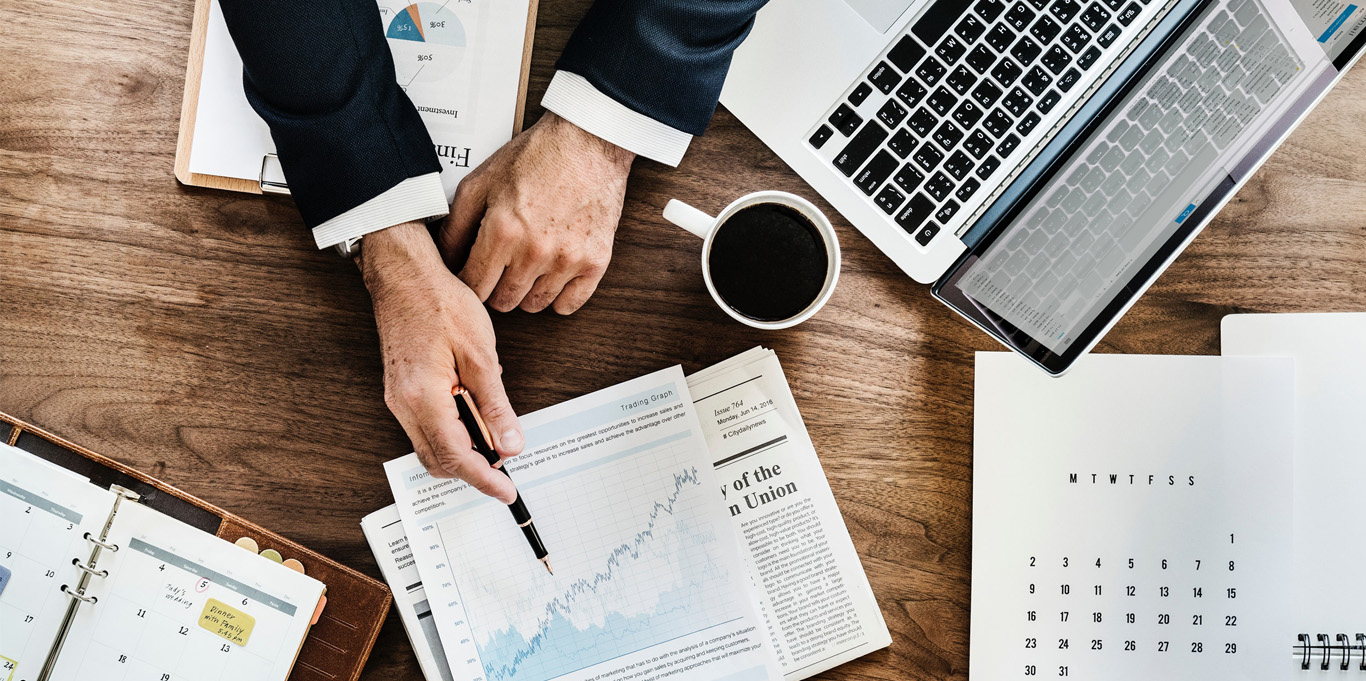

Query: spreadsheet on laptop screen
[{"left": 953, "top": 0, "right": 1323, "bottom": 353}]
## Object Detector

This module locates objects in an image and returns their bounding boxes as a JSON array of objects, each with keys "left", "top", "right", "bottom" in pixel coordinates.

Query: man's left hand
[{"left": 439, "top": 112, "right": 635, "bottom": 315}]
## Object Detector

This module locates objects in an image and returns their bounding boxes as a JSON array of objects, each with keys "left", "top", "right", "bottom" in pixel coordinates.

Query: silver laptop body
[{"left": 722, "top": 0, "right": 1366, "bottom": 373}]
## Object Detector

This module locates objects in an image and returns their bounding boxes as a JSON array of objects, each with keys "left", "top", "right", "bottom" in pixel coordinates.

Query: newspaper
[{"left": 688, "top": 348, "right": 892, "bottom": 680}]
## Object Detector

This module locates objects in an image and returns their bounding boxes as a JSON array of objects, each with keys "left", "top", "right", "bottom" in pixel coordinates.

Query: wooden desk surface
[{"left": 3, "top": 1, "right": 1366, "bottom": 678}]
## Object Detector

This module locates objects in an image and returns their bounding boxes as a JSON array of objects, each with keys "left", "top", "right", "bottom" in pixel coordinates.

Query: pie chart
[
  {"left": 383, "top": 1, "right": 469, "bottom": 85},
  {"left": 386, "top": 3, "right": 467, "bottom": 47}
]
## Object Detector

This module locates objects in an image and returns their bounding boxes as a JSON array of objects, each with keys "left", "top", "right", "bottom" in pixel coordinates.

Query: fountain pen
[{"left": 452, "top": 386, "right": 553, "bottom": 575}]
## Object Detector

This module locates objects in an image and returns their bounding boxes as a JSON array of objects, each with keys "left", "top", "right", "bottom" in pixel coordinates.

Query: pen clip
[{"left": 453, "top": 386, "right": 498, "bottom": 456}]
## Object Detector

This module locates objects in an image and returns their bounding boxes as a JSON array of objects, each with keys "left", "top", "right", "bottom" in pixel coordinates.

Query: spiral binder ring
[
  {"left": 37, "top": 486, "right": 138, "bottom": 681},
  {"left": 82, "top": 531, "right": 118, "bottom": 552},
  {"left": 61, "top": 533, "right": 116, "bottom": 606},
  {"left": 60, "top": 584, "right": 97, "bottom": 604},
  {"left": 72, "top": 559, "right": 108, "bottom": 579},
  {"left": 1294, "top": 632, "right": 1366, "bottom": 670}
]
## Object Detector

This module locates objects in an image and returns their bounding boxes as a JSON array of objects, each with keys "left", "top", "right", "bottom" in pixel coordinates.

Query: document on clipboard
[{"left": 173, "top": 0, "right": 537, "bottom": 197}]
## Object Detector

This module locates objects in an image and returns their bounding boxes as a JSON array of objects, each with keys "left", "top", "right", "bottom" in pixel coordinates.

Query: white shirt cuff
[
  {"left": 541, "top": 71, "right": 692, "bottom": 167},
  {"left": 311, "top": 172, "right": 449, "bottom": 249}
]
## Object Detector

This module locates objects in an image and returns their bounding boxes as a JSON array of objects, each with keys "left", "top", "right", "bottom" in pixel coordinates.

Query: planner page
[
  {"left": 0, "top": 443, "right": 117, "bottom": 681},
  {"left": 1223, "top": 312, "right": 1366, "bottom": 667},
  {"left": 970, "top": 353, "right": 1294, "bottom": 680},
  {"left": 47, "top": 501, "right": 325, "bottom": 681}
]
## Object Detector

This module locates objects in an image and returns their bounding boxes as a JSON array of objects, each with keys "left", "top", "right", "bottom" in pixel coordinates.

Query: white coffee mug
[{"left": 663, "top": 191, "right": 840, "bottom": 330}]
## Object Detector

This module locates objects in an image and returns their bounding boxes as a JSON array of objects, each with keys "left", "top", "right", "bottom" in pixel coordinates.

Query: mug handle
[{"left": 663, "top": 200, "right": 714, "bottom": 239}]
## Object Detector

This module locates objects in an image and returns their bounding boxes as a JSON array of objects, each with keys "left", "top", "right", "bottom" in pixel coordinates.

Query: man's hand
[
  {"left": 362, "top": 221, "right": 525, "bottom": 502},
  {"left": 439, "top": 112, "right": 635, "bottom": 315}
]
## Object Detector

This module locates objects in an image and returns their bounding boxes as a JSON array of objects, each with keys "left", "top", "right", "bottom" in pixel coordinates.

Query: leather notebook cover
[{"left": 1, "top": 411, "right": 391, "bottom": 681}]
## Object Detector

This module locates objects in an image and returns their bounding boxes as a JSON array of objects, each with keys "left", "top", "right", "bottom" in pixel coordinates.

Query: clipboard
[
  {"left": 173, "top": 0, "right": 539, "bottom": 194},
  {"left": 2, "top": 411, "right": 391, "bottom": 681}
]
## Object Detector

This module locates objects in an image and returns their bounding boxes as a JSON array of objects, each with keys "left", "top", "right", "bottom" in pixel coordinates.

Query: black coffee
[{"left": 707, "top": 203, "right": 829, "bottom": 322}]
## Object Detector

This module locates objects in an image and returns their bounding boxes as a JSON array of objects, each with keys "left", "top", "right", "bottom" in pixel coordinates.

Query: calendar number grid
[
  {"left": 1019, "top": 533, "right": 1246, "bottom": 678},
  {"left": 65, "top": 537, "right": 293, "bottom": 681}
]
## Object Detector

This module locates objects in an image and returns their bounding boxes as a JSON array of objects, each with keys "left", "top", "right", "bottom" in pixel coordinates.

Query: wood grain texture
[{"left": 3, "top": 0, "right": 1366, "bottom": 679}]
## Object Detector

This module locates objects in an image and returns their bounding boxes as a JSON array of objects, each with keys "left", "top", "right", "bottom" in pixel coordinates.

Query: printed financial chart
[
  {"left": 437, "top": 433, "right": 743, "bottom": 681},
  {"left": 378, "top": 0, "right": 483, "bottom": 125},
  {"left": 383, "top": 2, "right": 469, "bottom": 82}
]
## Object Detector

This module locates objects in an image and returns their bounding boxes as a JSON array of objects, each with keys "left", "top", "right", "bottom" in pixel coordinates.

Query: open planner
[
  {"left": 970, "top": 311, "right": 1366, "bottom": 679},
  {"left": 0, "top": 442, "right": 325, "bottom": 681},
  {"left": 370, "top": 348, "right": 891, "bottom": 681}
]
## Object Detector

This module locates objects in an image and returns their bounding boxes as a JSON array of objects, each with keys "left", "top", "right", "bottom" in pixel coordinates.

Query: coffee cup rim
[{"left": 700, "top": 191, "right": 841, "bottom": 330}]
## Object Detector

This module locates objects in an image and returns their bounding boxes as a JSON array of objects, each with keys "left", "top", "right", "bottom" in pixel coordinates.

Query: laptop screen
[
  {"left": 935, "top": 0, "right": 1356, "bottom": 372},
  {"left": 1301, "top": 1, "right": 1366, "bottom": 62}
]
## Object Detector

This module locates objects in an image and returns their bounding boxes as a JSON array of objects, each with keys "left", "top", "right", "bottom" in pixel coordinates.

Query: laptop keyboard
[
  {"left": 809, "top": 0, "right": 1165, "bottom": 248},
  {"left": 957, "top": 0, "right": 1303, "bottom": 343}
]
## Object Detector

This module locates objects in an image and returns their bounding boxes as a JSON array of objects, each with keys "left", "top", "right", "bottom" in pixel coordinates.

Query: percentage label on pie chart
[
  {"left": 386, "top": 2, "right": 467, "bottom": 83},
  {"left": 387, "top": 3, "right": 466, "bottom": 46}
]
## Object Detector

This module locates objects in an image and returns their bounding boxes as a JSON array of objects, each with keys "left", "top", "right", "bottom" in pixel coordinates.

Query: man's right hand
[
  {"left": 438, "top": 112, "right": 633, "bottom": 315},
  {"left": 360, "top": 221, "right": 525, "bottom": 503}
]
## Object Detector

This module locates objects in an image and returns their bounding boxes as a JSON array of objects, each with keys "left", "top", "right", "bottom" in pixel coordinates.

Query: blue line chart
[{"left": 471, "top": 467, "right": 732, "bottom": 681}]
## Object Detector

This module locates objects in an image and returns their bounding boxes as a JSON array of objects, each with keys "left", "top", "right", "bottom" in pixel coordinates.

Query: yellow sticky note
[{"left": 198, "top": 598, "right": 255, "bottom": 646}]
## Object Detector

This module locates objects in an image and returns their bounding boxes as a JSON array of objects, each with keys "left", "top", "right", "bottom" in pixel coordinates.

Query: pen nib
[{"left": 542, "top": 558, "right": 553, "bottom": 575}]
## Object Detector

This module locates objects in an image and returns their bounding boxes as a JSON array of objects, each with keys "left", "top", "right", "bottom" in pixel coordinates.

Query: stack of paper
[
  {"left": 363, "top": 348, "right": 891, "bottom": 681},
  {"left": 970, "top": 312, "right": 1366, "bottom": 679}
]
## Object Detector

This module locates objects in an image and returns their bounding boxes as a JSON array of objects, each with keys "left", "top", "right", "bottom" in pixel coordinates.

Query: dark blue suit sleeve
[
  {"left": 555, "top": 0, "right": 770, "bottom": 137},
  {"left": 217, "top": 0, "right": 441, "bottom": 229}
]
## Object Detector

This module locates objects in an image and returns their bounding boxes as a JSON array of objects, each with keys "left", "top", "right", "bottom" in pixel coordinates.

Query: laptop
[{"left": 720, "top": 0, "right": 1366, "bottom": 374}]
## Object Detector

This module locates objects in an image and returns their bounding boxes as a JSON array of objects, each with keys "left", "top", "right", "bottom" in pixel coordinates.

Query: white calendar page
[
  {"left": 47, "top": 501, "right": 325, "bottom": 681},
  {"left": 1224, "top": 313, "right": 1366, "bottom": 672},
  {"left": 0, "top": 444, "right": 117, "bottom": 681},
  {"left": 971, "top": 353, "right": 1295, "bottom": 680}
]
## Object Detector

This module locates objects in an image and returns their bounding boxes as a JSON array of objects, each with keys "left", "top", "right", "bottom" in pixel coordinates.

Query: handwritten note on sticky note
[{"left": 199, "top": 598, "right": 255, "bottom": 646}]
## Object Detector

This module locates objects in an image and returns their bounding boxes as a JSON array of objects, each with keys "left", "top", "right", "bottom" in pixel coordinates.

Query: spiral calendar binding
[
  {"left": 1294, "top": 633, "right": 1366, "bottom": 671},
  {"left": 35, "top": 485, "right": 141, "bottom": 681}
]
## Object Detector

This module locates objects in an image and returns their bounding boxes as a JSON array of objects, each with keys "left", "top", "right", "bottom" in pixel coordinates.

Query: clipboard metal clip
[{"left": 259, "top": 153, "right": 291, "bottom": 195}]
